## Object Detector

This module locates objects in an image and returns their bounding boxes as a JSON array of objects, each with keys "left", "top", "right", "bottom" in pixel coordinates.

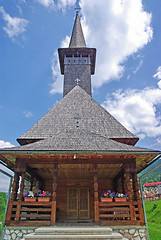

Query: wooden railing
[
  {"left": 5, "top": 200, "right": 144, "bottom": 226},
  {"left": 5, "top": 200, "right": 56, "bottom": 226},
  {"left": 99, "top": 201, "right": 144, "bottom": 225}
]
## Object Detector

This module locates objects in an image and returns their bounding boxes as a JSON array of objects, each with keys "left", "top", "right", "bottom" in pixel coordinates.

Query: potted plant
[
  {"left": 100, "top": 190, "right": 114, "bottom": 202},
  {"left": 37, "top": 190, "right": 51, "bottom": 202},
  {"left": 23, "top": 191, "right": 36, "bottom": 202},
  {"left": 114, "top": 192, "right": 128, "bottom": 202}
]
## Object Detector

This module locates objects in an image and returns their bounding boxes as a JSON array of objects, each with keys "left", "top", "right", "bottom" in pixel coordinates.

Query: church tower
[
  {"left": 58, "top": 11, "right": 96, "bottom": 96},
  {"left": 1, "top": 9, "right": 160, "bottom": 237}
]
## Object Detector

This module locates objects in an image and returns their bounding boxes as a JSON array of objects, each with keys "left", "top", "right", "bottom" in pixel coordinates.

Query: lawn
[{"left": 145, "top": 199, "right": 161, "bottom": 240}]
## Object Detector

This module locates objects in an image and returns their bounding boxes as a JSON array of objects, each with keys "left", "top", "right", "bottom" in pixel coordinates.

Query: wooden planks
[
  {"left": 5, "top": 200, "right": 52, "bottom": 226},
  {"left": 99, "top": 201, "right": 143, "bottom": 225}
]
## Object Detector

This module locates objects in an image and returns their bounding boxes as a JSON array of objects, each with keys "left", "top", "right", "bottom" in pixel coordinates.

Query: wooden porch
[
  {"left": 5, "top": 156, "right": 145, "bottom": 227},
  {"left": 5, "top": 199, "right": 144, "bottom": 226}
]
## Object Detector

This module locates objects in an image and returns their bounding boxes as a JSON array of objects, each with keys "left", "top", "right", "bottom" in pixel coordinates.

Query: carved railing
[
  {"left": 99, "top": 201, "right": 144, "bottom": 226},
  {"left": 5, "top": 200, "right": 56, "bottom": 226}
]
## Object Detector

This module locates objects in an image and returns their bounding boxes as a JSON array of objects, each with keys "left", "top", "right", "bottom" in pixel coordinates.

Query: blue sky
[{"left": 0, "top": 0, "right": 161, "bottom": 190}]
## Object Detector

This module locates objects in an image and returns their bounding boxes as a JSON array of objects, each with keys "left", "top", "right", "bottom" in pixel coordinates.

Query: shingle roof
[
  {"left": 11, "top": 128, "right": 154, "bottom": 152},
  {"left": 69, "top": 11, "right": 86, "bottom": 48},
  {"left": 17, "top": 85, "right": 138, "bottom": 146}
]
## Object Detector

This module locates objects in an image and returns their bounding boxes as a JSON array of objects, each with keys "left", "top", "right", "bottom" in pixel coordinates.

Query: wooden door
[
  {"left": 67, "top": 187, "right": 90, "bottom": 220},
  {"left": 79, "top": 187, "right": 90, "bottom": 219},
  {"left": 67, "top": 187, "right": 78, "bottom": 219}
]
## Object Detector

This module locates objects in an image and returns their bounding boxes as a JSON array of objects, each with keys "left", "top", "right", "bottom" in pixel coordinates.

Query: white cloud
[
  {"left": 156, "top": 138, "right": 161, "bottom": 146},
  {"left": 0, "top": 6, "right": 28, "bottom": 39},
  {"left": 23, "top": 111, "right": 33, "bottom": 118},
  {"left": 35, "top": 0, "right": 76, "bottom": 9},
  {"left": 50, "top": 0, "right": 152, "bottom": 94},
  {"left": 153, "top": 66, "right": 161, "bottom": 89},
  {"left": 50, "top": 35, "right": 70, "bottom": 95},
  {"left": 102, "top": 85, "right": 161, "bottom": 139},
  {"left": 80, "top": 0, "right": 153, "bottom": 88},
  {"left": 133, "top": 59, "right": 143, "bottom": 74},
  {"left": 35, "top": 0, "right": 55, "bottom": 8},
  {"left": 0, "top": 140, "right": 14, "bottom": 149}
]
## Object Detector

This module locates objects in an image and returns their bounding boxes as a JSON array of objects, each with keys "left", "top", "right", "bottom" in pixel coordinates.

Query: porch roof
[{"left": 0, "top": 130, "right": 160, "bottom": 173}]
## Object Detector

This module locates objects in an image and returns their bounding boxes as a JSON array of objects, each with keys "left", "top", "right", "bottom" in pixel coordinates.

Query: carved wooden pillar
[
  {"left": 124, "top": 163, "right": 135, "bottom": 221},
  {"left": 132, "top": 160, "right": 144, "bottom": 224},
  {"left": 124, "top": 164, "right": 132, "bottom": 200},
  {"left": 93, "top": 164, "right": 99, "bottom": 224},
  {"left": 51, "top": 163, "right": 58, "bottom": 225},
  {"left": 19, "top": 172, "right": 25, "bottom": 201},
  {"left": 132, "top": 163, "right": 140, "bottom": 200},
  {"left": 15, "top": 170, "right": 25, "bottom": 222},
  {"left": 11, "top": 171, "right": 19, "bottom": 200}
]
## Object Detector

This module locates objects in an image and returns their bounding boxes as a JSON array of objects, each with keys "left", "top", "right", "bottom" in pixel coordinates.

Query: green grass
[{"left": 145, "top": 199, "right": 161, "bottom": 240}]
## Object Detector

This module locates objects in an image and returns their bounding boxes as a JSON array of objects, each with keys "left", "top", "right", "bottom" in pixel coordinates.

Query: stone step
[
  {"left": 35, "top": 227, "right": 113, "bottom": 235},
  {"left": 24, "top": 233, "right": 123, "bottom": 240},
  {"left": 23, "top": 227, "right": 123, "bottom": 240}
]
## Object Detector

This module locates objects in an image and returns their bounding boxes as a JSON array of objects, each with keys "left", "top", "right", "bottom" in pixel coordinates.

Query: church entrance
[{"left": 67, "top": 187, "right": 90, "bottom": 220}]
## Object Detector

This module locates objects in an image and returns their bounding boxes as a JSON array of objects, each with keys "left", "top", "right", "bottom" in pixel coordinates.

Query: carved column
[
  {"left": 124, "top": 163, "right": 135, "bottom": 221},
  {"left": 19, "top": 172, "right": 25, "bottom": 201},
  {"left": 124, "top": 164, "right": 132, "bottom": 200},
  {"left": 93, "top": 164, "right": 99, "bottom": 224},
  {"left": 51, "top": 163, "right": 58, "bottom": 225},
  {"left": 132, "top": 160, "right": 144, "bottom": 224},
  {"left": 11, "top": 171, "right": 19, "bottom": 200}
]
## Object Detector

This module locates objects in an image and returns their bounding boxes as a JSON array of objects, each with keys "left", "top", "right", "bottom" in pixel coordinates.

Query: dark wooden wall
[{"left": 43, "top": 178, "right": 113, "bottom": 222}]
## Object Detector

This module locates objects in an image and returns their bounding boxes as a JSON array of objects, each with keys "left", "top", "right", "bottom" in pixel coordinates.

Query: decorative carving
[
  {"left": 52, "top": 164, "right": 58, "bottom": 201},
  {"left": 11, "top": 172, "right": 19, "bottom": 200},
  {"left": 19, "top": 172, "right": 25, "bottom": 201}
]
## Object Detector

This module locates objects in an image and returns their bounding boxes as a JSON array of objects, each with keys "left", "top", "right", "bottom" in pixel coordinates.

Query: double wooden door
[{"left": 67, "top": 187, "right": 90, "bottom": 220}]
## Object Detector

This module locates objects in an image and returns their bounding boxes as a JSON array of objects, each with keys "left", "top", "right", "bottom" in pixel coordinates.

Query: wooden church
[{"left": 0, "top": 11, "right": 160, "bottom": 228}]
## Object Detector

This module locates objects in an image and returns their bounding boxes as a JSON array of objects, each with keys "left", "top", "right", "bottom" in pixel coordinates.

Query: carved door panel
[
  {"left": 67, "top": 187, "right": 78, "bottom": 219},
  {"left": 79, "top": 187, "right": 90, "bottom": 219},
  {"left": 67, "top": 187, "right": 90, "bottom": 220}
]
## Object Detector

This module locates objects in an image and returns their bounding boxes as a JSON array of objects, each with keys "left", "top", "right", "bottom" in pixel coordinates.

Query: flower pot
[
  {"left": 38, "top": 197, "right": 50, "bottom": 202},
  {"left": 114, "top": 198, "right": 127, "bottom": 202},
  {"left": 24, "top": 197, "right": 36, "bottom": 202},
  {"left": 100, "top": 198, "right": 113, "bottom": 202}
]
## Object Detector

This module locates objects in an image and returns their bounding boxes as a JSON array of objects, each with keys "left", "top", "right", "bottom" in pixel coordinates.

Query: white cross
[{"left": 75, "top": 78, "right": 80, "bottom": 85}]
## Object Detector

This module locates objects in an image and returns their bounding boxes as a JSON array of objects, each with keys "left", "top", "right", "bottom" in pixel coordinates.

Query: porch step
[{"left": 24, "top": 227, "right": 123, "bottom": 240}]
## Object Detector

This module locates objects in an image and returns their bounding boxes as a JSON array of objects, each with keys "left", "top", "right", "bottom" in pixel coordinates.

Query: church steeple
[
  {"left": 69, "top": 11, "right": 86, "bottom": 48},
  {"left": 58, "top": 11, "right": 96, "bottom": 96}
]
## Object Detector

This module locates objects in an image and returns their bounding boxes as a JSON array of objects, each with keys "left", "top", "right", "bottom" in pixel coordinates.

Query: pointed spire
[{"left": 69, "top": 11, "right": 86, "bottom": 48}]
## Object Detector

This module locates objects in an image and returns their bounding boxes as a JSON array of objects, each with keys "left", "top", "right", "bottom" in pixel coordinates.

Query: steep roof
[
  {"left": 17, "top": 86, "right": 138, "bottom": 146},
  {"left": 69, "top": 11, "right": 86, "bottom": 48},
  {"left": 10, "top": 129, "right": 154, "bottom": 152}
]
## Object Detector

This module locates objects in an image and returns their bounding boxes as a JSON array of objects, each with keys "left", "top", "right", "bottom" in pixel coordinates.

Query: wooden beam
[{"left": 22, "top": 158, "right": 128, "bottom": 165}]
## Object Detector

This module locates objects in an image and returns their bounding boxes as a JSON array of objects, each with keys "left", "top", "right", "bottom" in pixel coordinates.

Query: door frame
[{"left": 67, "top": 186, "right": 90, "bottom": 220}]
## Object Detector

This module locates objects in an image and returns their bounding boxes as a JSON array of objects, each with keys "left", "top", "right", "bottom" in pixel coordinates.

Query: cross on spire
[
  {"left": 75, "top": 78, "right": 80, "bottom": 85},
  {"left": 74, "top": 113, "right": 81, "bottom": 127},
  {"left": 74, "top": 7, "right": 81, "bottom": 13}
]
